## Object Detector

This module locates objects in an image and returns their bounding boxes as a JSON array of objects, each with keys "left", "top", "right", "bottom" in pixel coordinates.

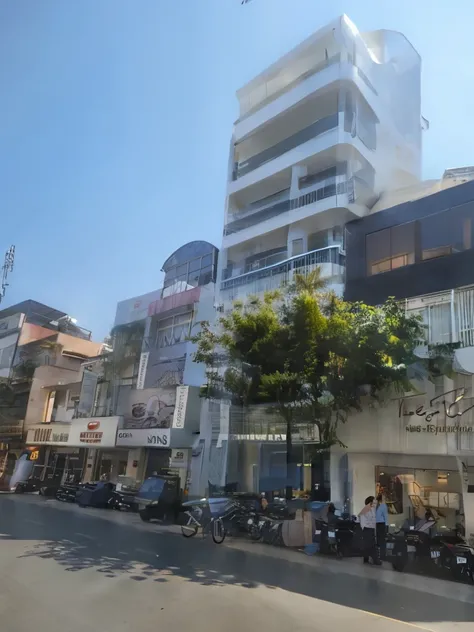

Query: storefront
[
  {"left": 115, "top": 428, "right": 192, "bottom": 492},
  {"left": 25, "top": 422, "right": 86, "bottom": 484},
  {"left": 67, "top": 416, "right": 124, "bottom": 483},
  {"left": 331, "top": 375, "right": 474, "bottom": 542}
]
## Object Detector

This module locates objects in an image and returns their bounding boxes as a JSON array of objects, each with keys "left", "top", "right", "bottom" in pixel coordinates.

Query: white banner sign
[
  {"left": 172, "top": 385, "right": 188, "bottom": 429},
  {"left": 136, "top": 352, "right": 150, "bottom": 390},
  {"left": 116, "top": 428, "right": 170, "bottom": 448}
]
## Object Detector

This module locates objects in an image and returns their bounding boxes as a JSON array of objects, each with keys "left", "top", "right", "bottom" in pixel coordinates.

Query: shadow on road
[{"left": 2, "top": 496, "right": 474, "bottom": 625}]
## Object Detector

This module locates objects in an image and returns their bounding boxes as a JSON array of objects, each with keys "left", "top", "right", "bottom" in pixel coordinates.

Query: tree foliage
[{"left": 192, "top": 274, "right": 423, "bottom": 496}]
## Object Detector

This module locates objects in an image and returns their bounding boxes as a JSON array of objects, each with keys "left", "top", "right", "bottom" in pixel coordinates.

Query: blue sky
[{"left": 0, "top": 0, "right": 473, "bottom": 340}]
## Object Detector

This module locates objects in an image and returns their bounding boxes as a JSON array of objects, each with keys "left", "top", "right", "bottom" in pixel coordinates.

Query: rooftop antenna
[{"left": 1, "top": 245, "right": 15, "bottom": 305}]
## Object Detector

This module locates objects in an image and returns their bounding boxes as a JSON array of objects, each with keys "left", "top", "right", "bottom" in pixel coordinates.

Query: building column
[{"left": 290, "top": 165, "right": 307, "bottom": 199}]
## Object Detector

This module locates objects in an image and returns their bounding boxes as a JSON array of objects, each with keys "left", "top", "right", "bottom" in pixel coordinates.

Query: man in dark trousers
[{"left": 359, "top": 495, "right": 381, "bottom": 565}]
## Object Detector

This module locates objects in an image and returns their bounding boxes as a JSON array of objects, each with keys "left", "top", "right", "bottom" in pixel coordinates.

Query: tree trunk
[{"left": 285, "top": 416, "right": 293, "bottom": 501}]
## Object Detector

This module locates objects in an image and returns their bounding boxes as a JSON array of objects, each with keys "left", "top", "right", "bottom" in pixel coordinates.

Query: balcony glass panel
[
  {"left": 233, "top": 113, "right": 339, "bottom": 180},
  {"left": 221, "top": 245, "right": 345, "bottom": 292}
]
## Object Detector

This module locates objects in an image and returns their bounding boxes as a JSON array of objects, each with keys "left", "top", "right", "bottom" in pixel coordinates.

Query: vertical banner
[
  {"left": 172, "top": 385, "right": 189, "bottom": 428},
  {"left": 136, "top": 352, "right": 150, "bottom": 390},
  {"left": 77, "top": 371, "right": 99, "bottom": 417}
]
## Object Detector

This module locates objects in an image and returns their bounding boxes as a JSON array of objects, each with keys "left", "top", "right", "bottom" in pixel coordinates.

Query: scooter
[{"left": 405, "top": 516, "right": 474, "bottom": 583}]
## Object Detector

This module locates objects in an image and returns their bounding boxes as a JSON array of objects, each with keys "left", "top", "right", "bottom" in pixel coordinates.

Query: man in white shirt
[{"left": 359, "top": 495, "right": 381, "bottom": 565}]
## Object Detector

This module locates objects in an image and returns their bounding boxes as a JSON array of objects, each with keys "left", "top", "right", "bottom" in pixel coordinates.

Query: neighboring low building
[
  {"left": 0, "top": 300, "right": 100, "bottom": 488},
  {"left": 29, "top": 241, "right": 219, "bottom": 492}
]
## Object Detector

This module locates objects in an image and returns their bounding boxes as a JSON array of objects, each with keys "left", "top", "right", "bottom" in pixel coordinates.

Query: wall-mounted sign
[
  {"left": 170, "top": 448, "right": 189, "bottom": 468},
  {"left": 68, "top": 417, "right": 120, "bottom": 447},
  {"left": 172, "top": 385, "right": 188, "bottom": 429},
  {"left": 123, "top": 388, "right": 175, "bottom": 429},
  {"left": 400, "top": 388, "right": 474, "bottom": 423},
  {"left": 26, "top": 424, "right": 70, "bottom": 445},
  {"left": 136, "top": 352, "right": 150, "bottom": 390},
  {"left": 116, "top": 428, "right": 170, "bottom": 448},
  {"left": 79, "top": 431, "right": 103, "bottom": 444}
]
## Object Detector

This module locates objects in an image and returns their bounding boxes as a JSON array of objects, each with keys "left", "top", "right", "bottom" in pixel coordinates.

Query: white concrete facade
[{"left": 217, "top": 14, "right": 422, "bottom": 312}]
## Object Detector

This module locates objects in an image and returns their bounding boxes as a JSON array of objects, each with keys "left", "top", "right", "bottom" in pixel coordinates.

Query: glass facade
[{"left": 366, "top": 202, "right": 474, "bottom": 276}]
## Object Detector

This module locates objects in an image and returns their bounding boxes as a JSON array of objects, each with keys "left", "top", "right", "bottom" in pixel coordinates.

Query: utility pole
[{"left": 1, "top": 245, "right": 15, "bottom": 305}]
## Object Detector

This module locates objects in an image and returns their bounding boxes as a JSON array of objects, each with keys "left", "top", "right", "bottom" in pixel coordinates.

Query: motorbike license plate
[
  {"left": 328, "top": 531, "right": 336, "bottom": 538},
  {"left": 315, "top": 530, "right": 321, "bottom": 535},
  {"left": 457, "top": 556, "right": 467, "bottom": 564},
  {"left": 407, "top": 545, "right": 416, "bottom": 553},
  {"left": 430, "top": 550, "right": 440, "bottom": 559}
]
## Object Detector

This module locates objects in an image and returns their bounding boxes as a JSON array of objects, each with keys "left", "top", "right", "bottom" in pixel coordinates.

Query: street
[{"left": 0, "top": 496, "right": 473, "bottom": 632}]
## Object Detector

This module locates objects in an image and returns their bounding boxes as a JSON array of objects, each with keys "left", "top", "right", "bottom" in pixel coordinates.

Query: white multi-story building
[{"left": 218, "top": 14, "right": 423, "bottom": 311}]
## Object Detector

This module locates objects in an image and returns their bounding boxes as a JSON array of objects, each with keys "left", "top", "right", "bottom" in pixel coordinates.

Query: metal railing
[
  {"left": 233, "top": 113, "right": 339, "bottom": 180},
  {"left": 224, "top": 179, "right": 357, "bottom": 237},
  {"left": 221, "top": 245, "right": 345, "bottom": 292}
]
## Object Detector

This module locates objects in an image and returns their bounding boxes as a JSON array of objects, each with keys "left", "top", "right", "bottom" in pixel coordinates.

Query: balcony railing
[
  {"left": 221, "top": 245, "right": 345, "bottom": 293},
  {"left": 233, "top": 113, "right": 339, "bottom": 180},
  {"left": 224, "top": 179, "right": 356, "bottom": 236},
  {"left": 406, "top": 286, "right": 474, "bottom": 349}
]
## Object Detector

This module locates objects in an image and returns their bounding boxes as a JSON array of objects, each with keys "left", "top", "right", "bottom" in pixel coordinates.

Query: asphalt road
[{"left": 0, "top": 496, "right": 473, "bottom": 632}]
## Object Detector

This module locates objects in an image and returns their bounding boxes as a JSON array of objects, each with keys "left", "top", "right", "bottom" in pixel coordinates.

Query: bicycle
[{"left": 181, "top": 505, "right": 227, "bottom": 543}]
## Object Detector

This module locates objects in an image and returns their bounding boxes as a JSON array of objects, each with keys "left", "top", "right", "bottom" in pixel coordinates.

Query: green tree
[{"left": 192, "top": 276, "right": 422, "bottom": 499}]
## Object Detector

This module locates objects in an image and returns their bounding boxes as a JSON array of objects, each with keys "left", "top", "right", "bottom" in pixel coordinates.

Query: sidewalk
[{"left": 13, "top": 494, "right": 474, "bottom": 605}]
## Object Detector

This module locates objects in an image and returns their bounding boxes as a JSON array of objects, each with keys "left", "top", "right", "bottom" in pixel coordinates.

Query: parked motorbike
[
  {"left": 56, "top": 483, "right": 83, "bottom": 502},
  {"left": 405, "top": 517, "right": 474, "bottom": 583},
  {"left": 108, "top": 489, "right": 138, "bottom": 512}
]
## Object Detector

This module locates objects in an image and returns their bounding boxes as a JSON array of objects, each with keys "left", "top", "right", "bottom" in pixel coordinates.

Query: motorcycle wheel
[
  {"left": 212, "top": 518, "right": 226, "bottom": 544},
  {"left": 249, "top": 524, "right": 262, "bottom": 541}
]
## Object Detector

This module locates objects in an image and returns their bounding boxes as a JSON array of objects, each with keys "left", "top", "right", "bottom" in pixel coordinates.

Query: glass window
[
  {"left": 156, "top": 313, "right": 192, "bottom": 348},
  {"left": 390, "top": 222, "right": 415, "bottom": 269},
  {"left": 188, "top": 258, "right": 201, "bottom": 272},
  {"left": 187, "top": 270, "right": 200, "bottom": 287},
  {"left": 199, "top": 266, "right": 213, "bottom": 286},
  {"left": 420, "top": 206, "right": 472, "bottom": 261},
  {"left": 177, "top": 263, "right": 188, "bottom": 276},
  {"left": 202, "top": 253, "right": 213, "bottom": 267},
  {"left": 308, "top": 230, "right": 329, "bottom": 252},
  {"left": 366, "top": 223, "right": 415, "bottom": 275}
]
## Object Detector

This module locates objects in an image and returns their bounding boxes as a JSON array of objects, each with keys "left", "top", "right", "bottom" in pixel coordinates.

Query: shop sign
[
  {"left": 400, "top": 388, "right": 474, "bottom": 435},
  {"left": 26, "top": 424, "right": 70, "bottom": 445},
  {"left": 116, "top": 428, "right": 170, "bottom": 448},
  {"left": 406, "top": 424, "right": 473, "bottom": 434},
  {"left": 170, "top": 448, "right": 189, "bottom": 468},
  {"left": 68, "top": 417, "right": 120, "bottom": 447},
  {"left": 399, "top": 388, "right": 474, "bottom": 423},
  {"left": 172, "top": 385, "right": 188, "bottom": 429},
  {"left": 136, "top": 352, "right": 150, "bottom": 390}
]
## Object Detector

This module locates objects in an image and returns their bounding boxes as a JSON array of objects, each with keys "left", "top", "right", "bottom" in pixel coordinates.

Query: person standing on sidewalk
[
  {"left": 359, "top": 496, "right": 381, "bottom": 565},
  {"left": 375, "top": 493, "right": 388, "bottom": 560}
]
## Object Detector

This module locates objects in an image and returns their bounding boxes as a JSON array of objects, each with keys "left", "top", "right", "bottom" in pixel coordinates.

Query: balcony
[
  {"left": 233, "top": 113, "right": 339, "bottom": 181},
  {"left": 221, "top": 245, "right": 345, "bottom": 306},
  {"left": 406, "top": 286, "right": 474, "bottom": 351}
]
